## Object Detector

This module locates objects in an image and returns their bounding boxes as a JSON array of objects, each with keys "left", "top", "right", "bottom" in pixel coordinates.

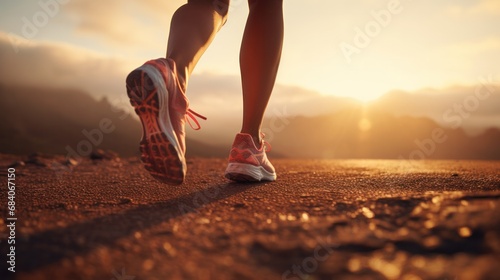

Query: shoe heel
[{"left": 126, "top": 69, "right": 159, "bottom": 109}]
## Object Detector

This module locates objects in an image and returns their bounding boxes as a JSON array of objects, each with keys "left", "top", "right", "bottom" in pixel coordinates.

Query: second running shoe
[{"left": 225, "top": 133, "right": 277, "bottom": 182}]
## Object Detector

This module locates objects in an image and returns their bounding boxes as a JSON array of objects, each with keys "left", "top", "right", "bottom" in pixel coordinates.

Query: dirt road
[{"left": 1, "top": 155, "right": 499, "bottom": 280}]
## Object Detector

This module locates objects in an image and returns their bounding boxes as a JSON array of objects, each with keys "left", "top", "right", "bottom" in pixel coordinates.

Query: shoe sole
[
  {"left": 225, "top": 163, "right": 276, "bottom": 182},
  {"left": 126, "top": 65, "right": 185, "bottom": 185}
]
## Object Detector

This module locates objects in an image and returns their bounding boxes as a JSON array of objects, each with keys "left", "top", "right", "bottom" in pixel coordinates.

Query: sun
[{"left": 358, "top": 118, "right": 372, "bottom": 132}]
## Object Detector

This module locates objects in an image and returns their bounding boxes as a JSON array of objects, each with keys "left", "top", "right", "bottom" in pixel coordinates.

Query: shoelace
[
  {"left": 186, "top": 109, "right": 207, "bottom": 130},
  {"left": 263, "top": 141, "right": 272, "bottom": 152},
  {"left": 260, "top": 132, "right": 272, "bottom": 152}
]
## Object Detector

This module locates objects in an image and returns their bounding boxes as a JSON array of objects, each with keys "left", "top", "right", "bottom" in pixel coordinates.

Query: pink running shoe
[
  {"left": 225, "top": 133, "right": 277, "bottom": 182},
  {"left": 126, "top": 58, "right": 205, "bottom": 185}
]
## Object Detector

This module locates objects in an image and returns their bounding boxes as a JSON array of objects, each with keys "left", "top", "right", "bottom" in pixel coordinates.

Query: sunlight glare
[{"left": 358, "top": 118, "right": 372, "bottom": 132}]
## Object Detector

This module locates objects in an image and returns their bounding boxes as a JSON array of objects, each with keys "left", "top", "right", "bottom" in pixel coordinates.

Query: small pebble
[
  {"left": 196, "top": 218, "right": 210, "bottom": 225},
  {"left": 300, "top": 213, "right": 310, "bottom": 222},
  {"left": 458, "top": 227, "right": 472, "bottom": 238},
  {"left": 362, "top": 207, "right": 375, "bottom": 219}
]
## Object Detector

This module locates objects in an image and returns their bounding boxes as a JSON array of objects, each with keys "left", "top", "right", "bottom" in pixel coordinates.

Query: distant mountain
[
  {"left": 0, "top": 84, "right": 228, "bottom": 158},
  {"left": 263, "top": 108, "right": 500, "bottom": 160},
  {"left": 1, "top": 84, "right": 499, "bottom": 160},
  {"left": 370, "top": 87, "right": 500, "bottom": 134}
]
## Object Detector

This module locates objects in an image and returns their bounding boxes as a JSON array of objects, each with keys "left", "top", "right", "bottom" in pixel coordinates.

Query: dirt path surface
[{"left": 1, "top": 155, "right": 499, "bottom": 280}]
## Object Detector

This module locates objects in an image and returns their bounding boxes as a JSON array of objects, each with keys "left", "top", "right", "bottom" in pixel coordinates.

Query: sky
[{"left": 1, "top": 0, "right": 499, "bottom": 102}]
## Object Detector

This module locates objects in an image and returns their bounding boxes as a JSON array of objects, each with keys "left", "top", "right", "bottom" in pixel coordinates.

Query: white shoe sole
[{"left": 225, "top": 162, "right": 277, "bottom": 182}]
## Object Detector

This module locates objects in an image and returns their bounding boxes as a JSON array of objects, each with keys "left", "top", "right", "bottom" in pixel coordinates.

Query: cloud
[
  {"left": 0, "top": 32, "right": 131, "bottom": 100},
  {"left": 447, "top": 0, "right": 500, "bottom": 16},
  {"left": 0, "top": 30, "right": 356, "bottom": 119},
  {"left": 467, "top": 0, "right": 500, "bottom": 16},
  {"left": 372, "top": 83, "right": 500, "bottom": 134},
  {"left": 64, "top": 0, "right": 183, "bottom": 45},
  {"left": 448, "top": 37, "right": 500, "bottom": 56}
]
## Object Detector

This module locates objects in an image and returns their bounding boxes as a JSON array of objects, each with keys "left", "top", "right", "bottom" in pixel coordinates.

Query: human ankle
[
  {"left": 176, "top": 68, "right": 188, "bottom": 92},
  {"left": 167, "top": 58, "right": 188, "bottom": 92},
  {"left": 253, "top": 136, "right": 262, "bottom": 146}
]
